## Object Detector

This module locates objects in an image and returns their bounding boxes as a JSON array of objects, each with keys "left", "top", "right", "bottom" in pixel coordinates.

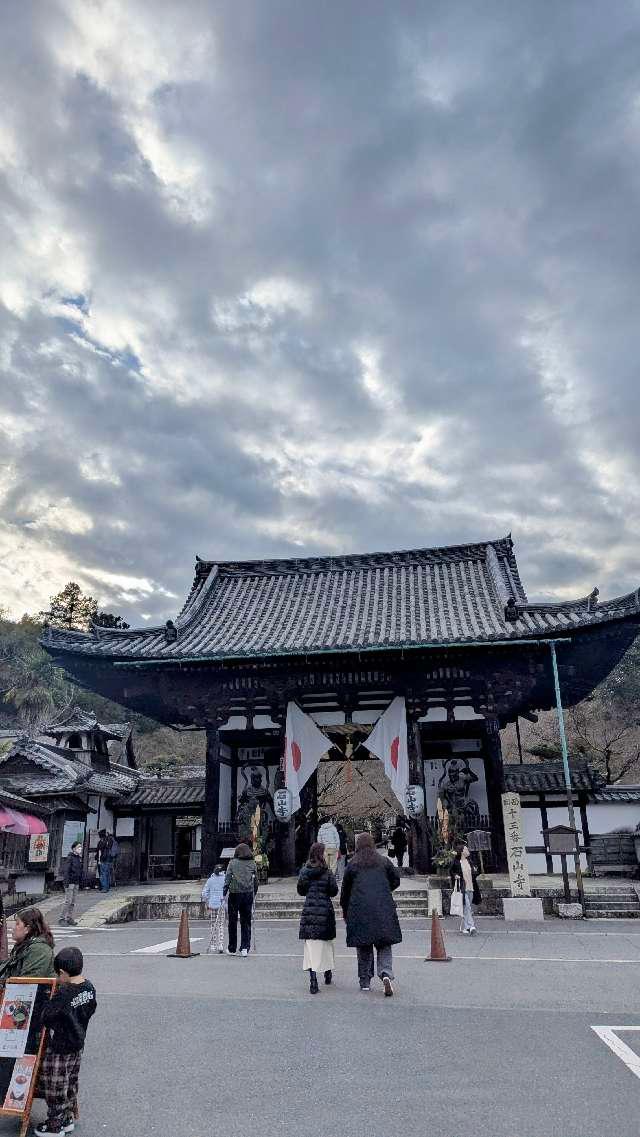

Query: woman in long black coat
[
  {"left": 297, "top": 841, "right": 338, "bottom": 994},
  {"left": 340, "top": 832, "right": 402, "bottom": 996}
]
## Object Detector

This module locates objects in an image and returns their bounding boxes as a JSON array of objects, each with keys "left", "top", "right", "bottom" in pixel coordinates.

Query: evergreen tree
[{"left": 40, "top": 582, "right": 98, "bottom": 630}]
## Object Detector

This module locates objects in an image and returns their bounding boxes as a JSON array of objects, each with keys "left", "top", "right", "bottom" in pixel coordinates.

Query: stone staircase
[
  {"left": 583, "top": 886, "right": 640, "bottom": 919},
  {"left": 254, "top": 888, "right": 430, "bottom": 921}
]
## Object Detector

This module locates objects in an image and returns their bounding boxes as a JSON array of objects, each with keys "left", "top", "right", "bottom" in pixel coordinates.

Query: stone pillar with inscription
[{"left": 501, "top": 791, "right": 544, "bottom": 922}]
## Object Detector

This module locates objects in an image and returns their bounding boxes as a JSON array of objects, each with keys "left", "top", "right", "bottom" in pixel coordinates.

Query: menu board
[
  {"left": 0, "top": 978, "right": 56, "bottom": 1135},
  {"left": 0, "top": 984, "right": 38, "bottom": 1057}
]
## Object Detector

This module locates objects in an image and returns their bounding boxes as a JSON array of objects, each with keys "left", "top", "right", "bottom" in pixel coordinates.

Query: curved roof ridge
[{"left": 192, "top": 535, "right": 517, "bottom": 581}]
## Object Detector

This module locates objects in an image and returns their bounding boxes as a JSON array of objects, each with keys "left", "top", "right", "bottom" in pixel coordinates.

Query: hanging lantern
[
  {"left": 274, "top": 788, "right": 293, "bottom": 823},
  {"left": 404, "top": 784, "right": 425, "bottom": 819}
]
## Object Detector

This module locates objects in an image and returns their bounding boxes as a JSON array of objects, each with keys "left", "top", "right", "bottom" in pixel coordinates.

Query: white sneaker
[
  {"left": 461, "top": 928, "right": 471, "bottom": 935},
  {"left": 64, "top": 1123, "right": 75, "bottom": 1134},
  {"left": 240, "top": 948, "right": 248, "bottom": 956}
]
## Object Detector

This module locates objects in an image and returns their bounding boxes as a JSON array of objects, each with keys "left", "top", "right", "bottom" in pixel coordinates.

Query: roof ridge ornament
[{"left": 587, "top": 587, "right": 599, "bottom": 613}]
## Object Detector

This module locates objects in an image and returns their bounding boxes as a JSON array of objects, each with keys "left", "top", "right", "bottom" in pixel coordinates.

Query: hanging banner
[
  {"left": 364, "top": 695, "right": 410, "bottom": 808},
  {"left": 284, "top": 702, "right": 330, "bottom": 813},
  {"left": 28, "top": 833, "right": 49, "bottom": 864}
]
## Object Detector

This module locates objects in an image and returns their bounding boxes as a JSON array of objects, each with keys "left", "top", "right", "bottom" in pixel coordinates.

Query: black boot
[
  {"left": 324, "top": 970, "right": 332, "bottom": 985},
  {"left": 309, "top": 970, "right": 319, "bottom": 994}
]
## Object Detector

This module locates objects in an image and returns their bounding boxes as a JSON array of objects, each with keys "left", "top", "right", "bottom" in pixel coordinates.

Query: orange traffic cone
[
  {"left": 167, "top": 908, "right": 200, "bottom": 958},
  {"left": 425, "top": 908, "right": 451, "bottom": 962}
]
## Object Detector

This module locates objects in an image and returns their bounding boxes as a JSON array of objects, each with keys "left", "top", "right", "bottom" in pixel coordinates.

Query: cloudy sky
[{"left": 1, "top": 1, "right": 639, "bottom": 626}]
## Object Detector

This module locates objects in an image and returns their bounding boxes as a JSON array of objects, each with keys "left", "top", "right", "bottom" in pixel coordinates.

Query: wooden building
[
  {"left": 0, "top": 709, "right": 139, "bottom": 883},
  {"left": 42, "top": 536, "right": 640, "bottom": 874}
]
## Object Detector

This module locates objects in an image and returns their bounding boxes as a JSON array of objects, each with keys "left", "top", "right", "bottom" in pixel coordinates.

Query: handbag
[{"left": 449, "top": 880, "right": 464, "bottom": 918}]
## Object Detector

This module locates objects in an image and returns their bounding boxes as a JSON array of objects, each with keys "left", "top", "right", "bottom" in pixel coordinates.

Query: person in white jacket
[
  {"left": 316, "top": 818, "right": 341, "bottom": 874},
  {"left": 202, "top": 864, "right": 226, "bottom": 953}
]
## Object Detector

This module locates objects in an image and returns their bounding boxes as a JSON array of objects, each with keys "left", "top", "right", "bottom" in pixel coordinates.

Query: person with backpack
[
  {"left": 95, "top": 831, "right": 117, "bottom": 893},
  {"left": 224, "top": 843, "right": 258, "bottom": 955},
  {"left": 297, "top": 842, "right": 338, "bottom": 994}
]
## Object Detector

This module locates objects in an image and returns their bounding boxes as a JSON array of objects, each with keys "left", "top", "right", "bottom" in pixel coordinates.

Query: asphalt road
[{"left": 3, "top": 918, "right": 639, "bottom": 1137}]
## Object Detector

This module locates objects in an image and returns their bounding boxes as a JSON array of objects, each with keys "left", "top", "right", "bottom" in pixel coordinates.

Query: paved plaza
[{"left": 2, "top": 914, "right": 638, "bottom": 1137}]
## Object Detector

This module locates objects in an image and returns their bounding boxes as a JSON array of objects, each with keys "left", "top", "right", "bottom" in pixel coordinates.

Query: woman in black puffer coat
[
  {"left": 297, "top": 842, "right": 338, "bottom": 994},
  {"left": 340, "top": 832, "right": 401, "bottom": 995}
]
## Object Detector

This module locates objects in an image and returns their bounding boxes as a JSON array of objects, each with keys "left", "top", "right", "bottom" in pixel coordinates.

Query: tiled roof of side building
[
  {"left": 114, "top": 778, "right": 205, "bottom": 807},
  {"left": 40, "top": 536, "right": 640, "bottom": 662},
  {"left": 504, "top": 760, "right": 606, "bottom": 794}
]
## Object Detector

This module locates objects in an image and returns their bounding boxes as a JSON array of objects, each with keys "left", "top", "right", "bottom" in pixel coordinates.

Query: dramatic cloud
[{"left": 1, "top": 0, "right": 639, "bottom": 624}]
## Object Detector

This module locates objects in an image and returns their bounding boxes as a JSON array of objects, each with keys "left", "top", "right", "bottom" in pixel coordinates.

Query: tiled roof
[
  {"left": 0, "top": 737, "right": 139, "bottom": 798},
  {"left": 0, "top": 787, "right": 51, "bottom": 815},
  {"left": 504, "top": 760, "right": 605, "bottom": 795},
  {"left": 593, "top": 784, "right": 640, "bottom": 803},
  {"left": 41, "top": 536, "right": 640, "bottom": 662},
  {"left": 43, "top": 706, "right": 122, "bottom": 742},
  {"left": 115, "top": 777, "right": 205, "bottom": 807}
]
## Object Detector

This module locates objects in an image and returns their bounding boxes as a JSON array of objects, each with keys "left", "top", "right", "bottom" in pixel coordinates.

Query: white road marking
[
  {"left": 130, "top": 937, "right": 203, "bottom": 954},
  {"left": 591, "top": 1026, "right": 640, "bottom": 1080}
]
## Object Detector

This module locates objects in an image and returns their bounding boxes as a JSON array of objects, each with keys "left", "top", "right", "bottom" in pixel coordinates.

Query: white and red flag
[
  {"left": 364, "top": 695, "right": 410, "bottom": 808},
  {"left": 284, "top": 701, "right": 329, "bottom": 813}
]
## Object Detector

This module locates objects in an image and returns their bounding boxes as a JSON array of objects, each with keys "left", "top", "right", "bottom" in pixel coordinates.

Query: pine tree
[{"left": 40, "top": 582, "right": 98, "bottom": 630}]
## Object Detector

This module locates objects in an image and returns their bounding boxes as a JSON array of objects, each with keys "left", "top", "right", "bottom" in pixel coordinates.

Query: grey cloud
[{"left": 0, "top": 0, "right": 639, "bottom": 624}]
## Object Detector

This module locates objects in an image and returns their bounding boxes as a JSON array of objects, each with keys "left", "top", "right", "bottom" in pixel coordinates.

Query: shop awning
[{"left": 0, "top": 808, "right": 48, "bottom": 835}]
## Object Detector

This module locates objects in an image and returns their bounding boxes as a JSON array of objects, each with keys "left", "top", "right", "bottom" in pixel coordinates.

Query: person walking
[
  {"left": 0, "top": 908, "right": 55, "bottom": 980},
  {"left": 202, "top": 863, "right": 226, "bottom": 953},
  {"left": 317, "top": 817, "right": 341, "bottom": 874},
  {"left": 60, "top": 841, "right": 83, "bottom": 926},
  {"left": 224, "top": 843, "right": 258, "bottom": 956},
  {"left": 95, "top": 830, "right": 114, "bottom": 893},
  {"left": 390, "top": 820, "right": 407, "bottom": 872},
  {"left": 450, "top": 839, "right": 482, "bottom": 935},
  {"left": 340, "top": 833, "right": 402, "bottom": 996},
  {"left": 336, "top": 821, "right": 348, "bottom": 884},
  {"left": 297, "top": 842, "right": 338, "bottom": 994}
]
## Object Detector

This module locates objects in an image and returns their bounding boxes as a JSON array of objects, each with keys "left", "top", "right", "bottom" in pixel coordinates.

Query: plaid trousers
[
  {"left": 207, "top": 905, "right": 225, "bottom": 952},
  {"left": 38, "top": 1049, "right": 82, "bottom": 1132}
]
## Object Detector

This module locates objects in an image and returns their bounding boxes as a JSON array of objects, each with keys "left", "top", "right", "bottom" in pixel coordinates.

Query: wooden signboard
[{"left": 0, "top": 977, "right": 56, "bottom": 1136}]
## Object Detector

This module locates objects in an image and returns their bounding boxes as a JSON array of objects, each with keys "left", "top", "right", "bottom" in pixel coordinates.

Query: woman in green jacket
[{"left": 0, "top": 907, "right": 55, "bottom": 981}]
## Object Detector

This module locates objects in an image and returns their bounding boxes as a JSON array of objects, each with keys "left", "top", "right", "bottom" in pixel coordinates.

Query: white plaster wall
[
  {"left": 587, "top": 802, "right": 640, "bottom": 834},
  {"left": 218, "top": 762, "right": 232, "bottom": 823}
]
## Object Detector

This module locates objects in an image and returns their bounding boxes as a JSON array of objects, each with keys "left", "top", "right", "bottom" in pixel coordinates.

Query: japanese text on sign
[{"left": 501, "top": 792, "right": 531, "bottom": 897}]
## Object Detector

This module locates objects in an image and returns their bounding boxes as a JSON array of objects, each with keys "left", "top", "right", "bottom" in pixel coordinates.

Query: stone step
[{"left": 585, "top": 909, "right": 640, "bottom": 919}]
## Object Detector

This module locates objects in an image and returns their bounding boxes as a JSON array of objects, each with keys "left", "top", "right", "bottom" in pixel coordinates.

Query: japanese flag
[
  {"left": 284, "top": 702, "right": 330, "bottom": 814},
  {"left": 365, "top": 695, "right": 410, "bottom": 808}
]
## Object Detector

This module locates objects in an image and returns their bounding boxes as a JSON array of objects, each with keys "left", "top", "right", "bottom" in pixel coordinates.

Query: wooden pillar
[
  {"left": 539, "top": 795, "right": 553, "bottom": 873},
  {"left": 484, "top": 717, "right": 507, "bottom": 870},
  {"left": 202, "top": 727, "right": 222, "bottom": 876},
  {"left": 410, "top": 720, "right": 431, "bottom": 874},
  {"left": 579, "top": 795, "right": 593, "bottom": 874}
]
